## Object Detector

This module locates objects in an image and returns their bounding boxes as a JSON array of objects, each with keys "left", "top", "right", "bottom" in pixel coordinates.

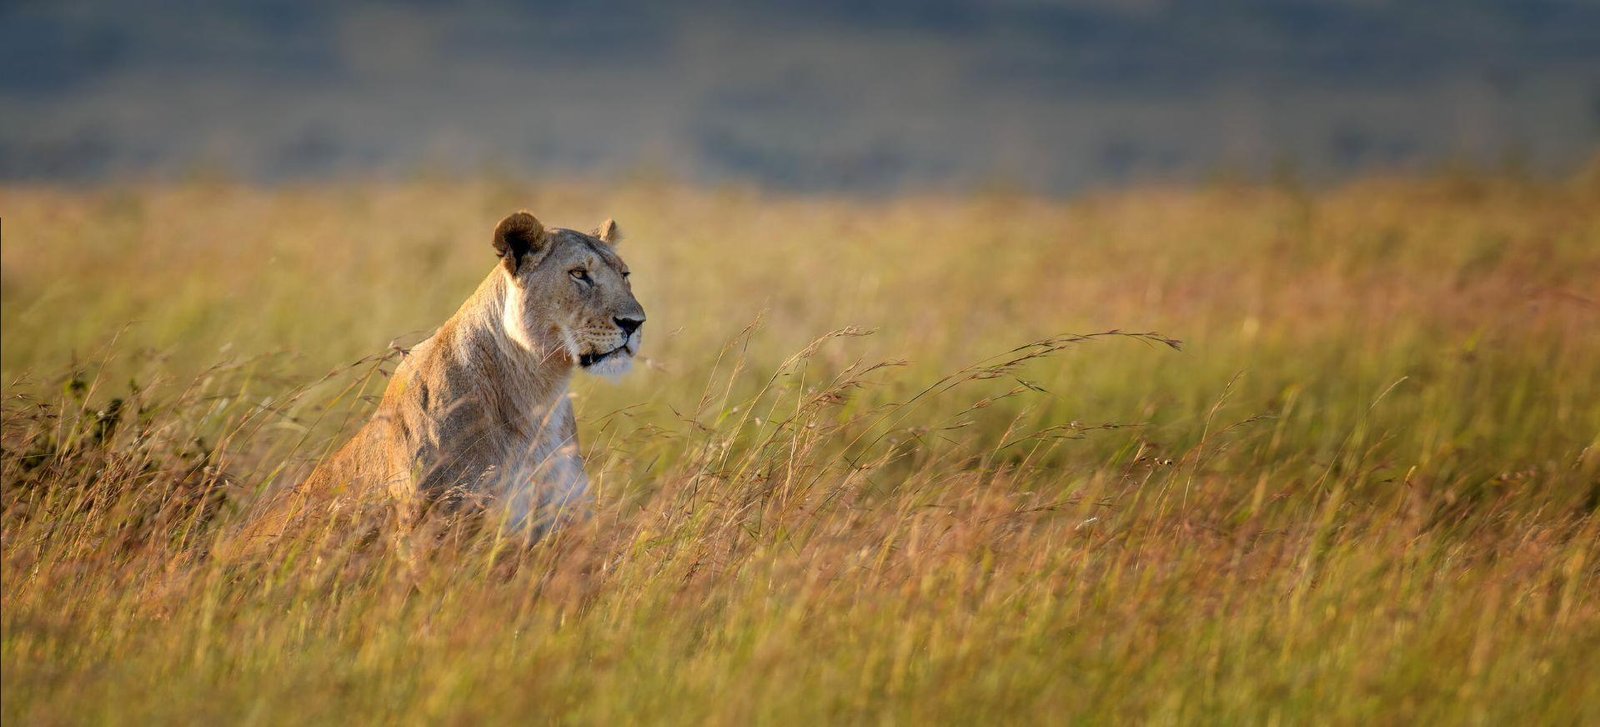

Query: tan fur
[{"left": 224, "top": 212, "right": 644, "bottom": 556}]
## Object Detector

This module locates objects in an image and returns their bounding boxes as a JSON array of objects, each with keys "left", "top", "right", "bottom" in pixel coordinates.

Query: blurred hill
[{"left": 2, "top": 0, "right": 1597, "bottom": 191}]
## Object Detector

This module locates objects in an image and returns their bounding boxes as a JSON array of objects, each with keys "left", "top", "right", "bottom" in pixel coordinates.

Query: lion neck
[{"left": 430, "top": 269, "right": 575, "bottom": 436}]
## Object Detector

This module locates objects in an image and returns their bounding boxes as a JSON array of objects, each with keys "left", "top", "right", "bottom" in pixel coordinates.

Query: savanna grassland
[{"left": 3, "top": 168, "right": 1599, "bottom": 724}]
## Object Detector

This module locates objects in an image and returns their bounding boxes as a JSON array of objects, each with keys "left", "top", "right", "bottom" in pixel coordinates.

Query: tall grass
[{"left": 3, "top": 169, "right": 1599, "bottom": 723}]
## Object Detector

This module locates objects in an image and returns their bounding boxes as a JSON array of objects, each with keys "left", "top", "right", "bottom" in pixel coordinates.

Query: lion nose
[{"left": 614, "top": 316, "right": 644, "bottom": 336}]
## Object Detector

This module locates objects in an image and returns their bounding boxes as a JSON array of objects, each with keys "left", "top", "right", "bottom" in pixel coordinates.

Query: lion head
[{"left": 492, "top": 211, "right": 645, "bottom": 377}]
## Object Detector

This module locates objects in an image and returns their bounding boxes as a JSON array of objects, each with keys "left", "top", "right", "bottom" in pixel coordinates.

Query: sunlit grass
[{"left": 3, "top": 168, "right": 1599, "bottom": 723}]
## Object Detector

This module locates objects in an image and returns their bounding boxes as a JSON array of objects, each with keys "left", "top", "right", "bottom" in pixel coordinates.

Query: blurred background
[{"left": 3, "top": 0, "right": 1598, "bottom": 192}]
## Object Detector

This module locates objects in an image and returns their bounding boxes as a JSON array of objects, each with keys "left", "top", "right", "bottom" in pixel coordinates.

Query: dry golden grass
[{"left": 3, "top": 168, "right": 1599, "bottom": 723}]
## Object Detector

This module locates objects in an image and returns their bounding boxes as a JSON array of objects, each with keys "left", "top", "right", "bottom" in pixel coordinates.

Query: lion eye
[
  {"left": 570, "top": 269, "right": 592, "bottom": 284},
  {"left": 621, "top": 271, "right": 631, "bottom": 279}
]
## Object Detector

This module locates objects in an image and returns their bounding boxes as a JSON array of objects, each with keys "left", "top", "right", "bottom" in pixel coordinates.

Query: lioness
[{"left": 236, "top": 212, "right": 644, "bottom": 551}]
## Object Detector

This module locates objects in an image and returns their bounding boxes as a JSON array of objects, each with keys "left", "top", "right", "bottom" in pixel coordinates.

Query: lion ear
[
  {"left": 595, "top": 218, "right": 623, "bottom": 246},
  {"left": 493, "top": 211, "right": 546, "bottom": 273}
]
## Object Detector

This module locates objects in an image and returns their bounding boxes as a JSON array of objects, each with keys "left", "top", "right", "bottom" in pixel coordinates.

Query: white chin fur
[{"left": 582, "top": 353, "right": 634, "bottom": 379}]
